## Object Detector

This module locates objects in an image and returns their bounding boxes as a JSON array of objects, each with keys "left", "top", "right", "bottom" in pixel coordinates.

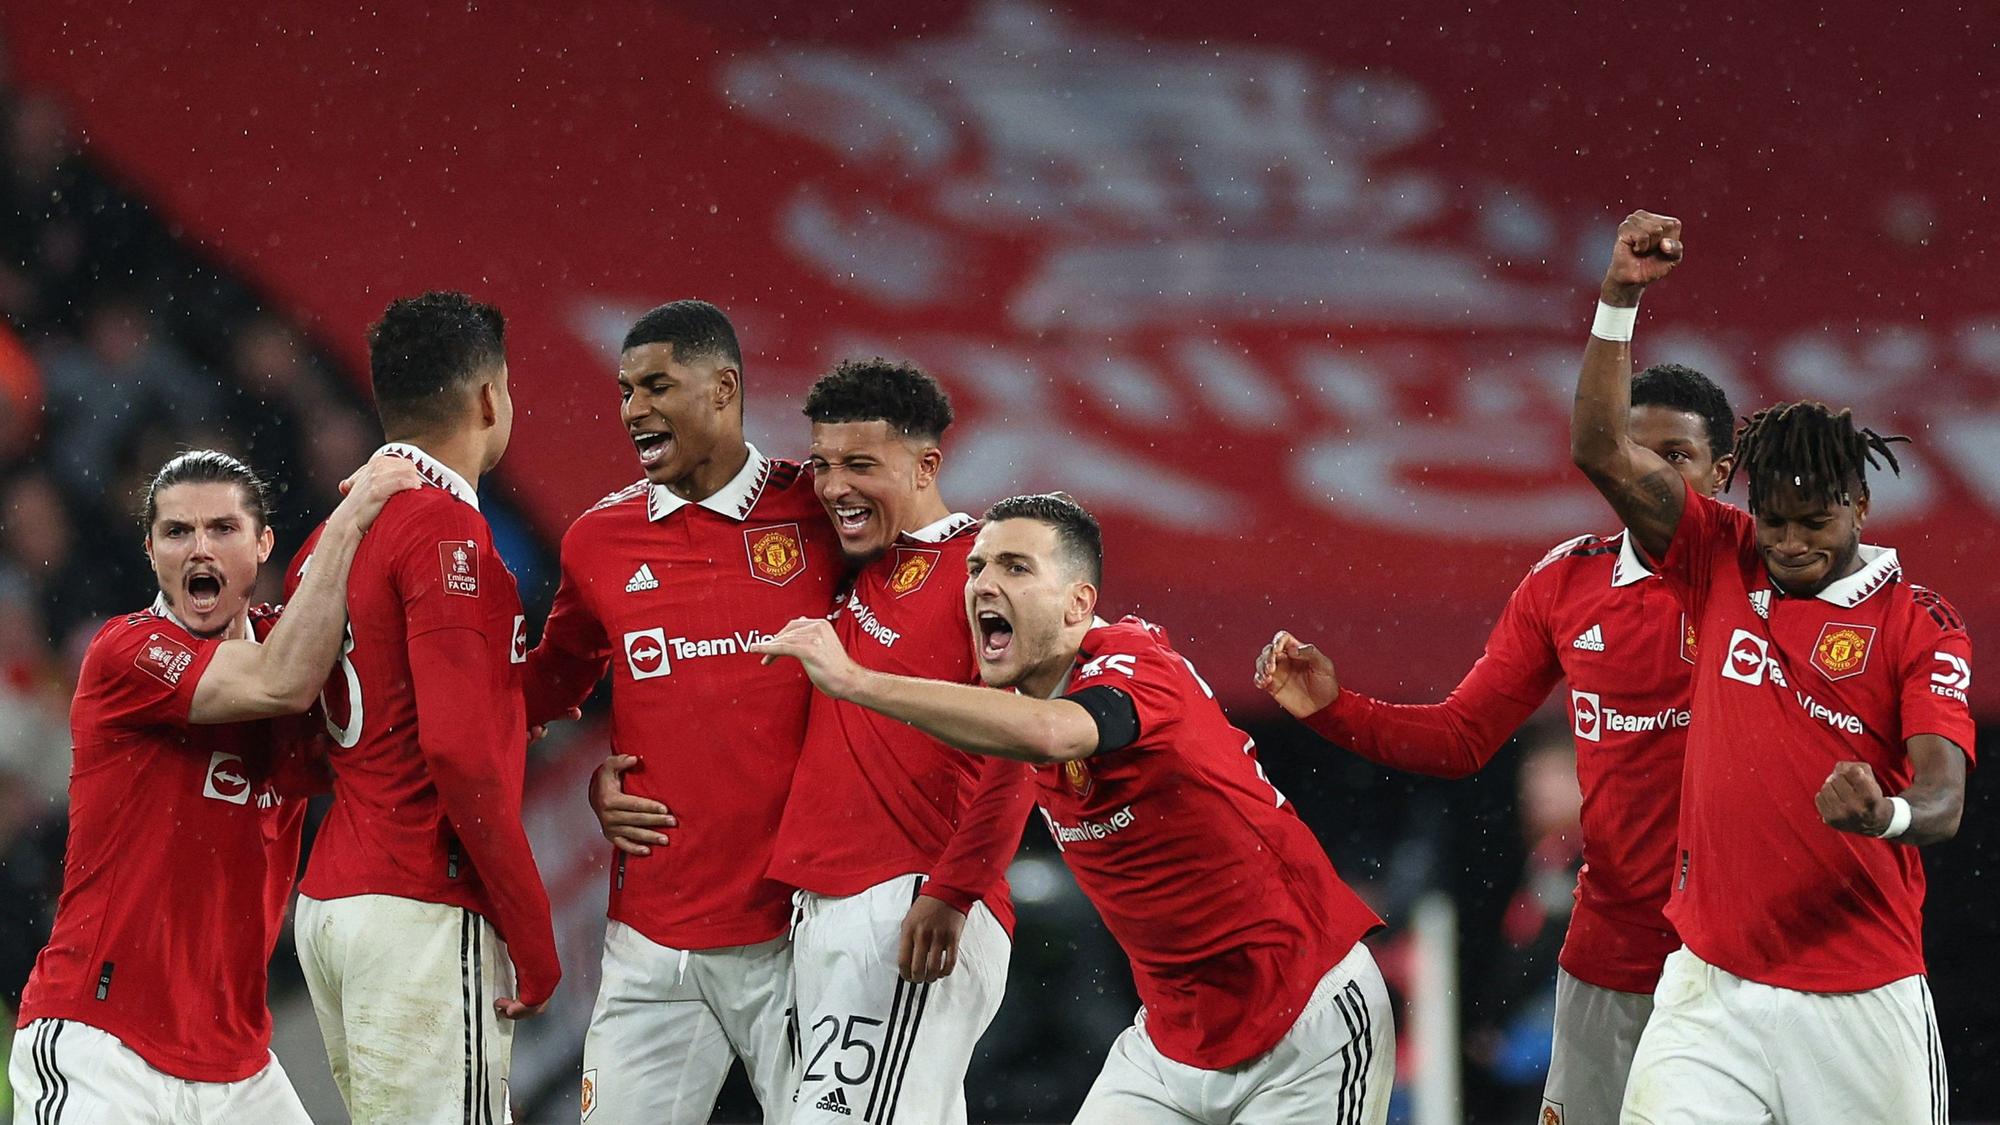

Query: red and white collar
[
  {"left": 1808, "top": 544, "right": 1901, "bottom": 608},
  {"left": 1609, "top": 531, "right": 1657, "bottom": 588},
  {"left": 901, "top": 512, "right": 977, "bottom": 544},
  {"left": 648, "top": 444, "right": 772, "bottom": 523},
  {"left": 378, "top": 442, "right": 479, "bottom": 510}
]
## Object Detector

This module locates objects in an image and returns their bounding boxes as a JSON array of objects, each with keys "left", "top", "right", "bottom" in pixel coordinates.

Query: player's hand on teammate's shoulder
[
  {"left": 898, "top": 895, "right": 967, "bottom": 984},
  {"left": 1254, "top": 630, "right": 1341, "bottom": 719},
  {"left": 750, "top": 617, "right": 866, "bottom": 700},
  {"left": 329, "top": 453, "right": 425, "bottom": 531},
  {"left": 1603, "top": 209, "right": 1684, "bottom": 304},
  {"left": 590, "top": 754, "right": 676, "bottom": 857},
  {"left": 1814, "top": 760, "right": 1893, "bottom": 837}
]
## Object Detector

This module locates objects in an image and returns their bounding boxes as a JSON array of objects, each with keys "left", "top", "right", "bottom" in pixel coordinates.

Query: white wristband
[
  {"left": 1877, "top": 796, "right": 1913, "bottom": 840},
  {"left": 1591, "top": 300, "right": 1639, "bottom": 342}
]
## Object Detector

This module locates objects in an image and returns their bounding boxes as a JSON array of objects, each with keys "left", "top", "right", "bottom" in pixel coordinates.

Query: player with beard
[
  {"left": 524, "top": 300, "right": 838, "bottom": 1124},
  {"left": 1257, "top": 363, "right": 1735, "bottom": 1124},
  {"left": 1572, "top": 211, "right": 1969, "bottom": 1124},
  {"left": 289, "top": 291, "right": 561, "bottom": 1124},
  {"left": 10, "top": 449, "right": 416, "bottom": 1122},
  {"left": 753, "top": 494, "right": 1393, "bottom": 1124}
]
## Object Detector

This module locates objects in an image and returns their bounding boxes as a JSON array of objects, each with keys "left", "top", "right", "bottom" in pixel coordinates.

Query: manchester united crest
[
  {"left": 1811, "top": 622, "right": 1876, "bottom": 681},
  {"left": 888, "top": 548, "right": 941, "bottom": 598},
  {"left": 1062, "top": 759, "right": 1094, "bottom": 799},
  {"left": 744, "top": 523, "right": 806, "bottom": 586},
  {"left": 1680, "top": 613, "right": 1697, "bottom": 665}
]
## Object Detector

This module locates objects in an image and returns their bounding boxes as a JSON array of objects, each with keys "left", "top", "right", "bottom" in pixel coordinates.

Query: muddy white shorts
[{"left": 295, "top": 893, "right": 516, "bottom": 1125}]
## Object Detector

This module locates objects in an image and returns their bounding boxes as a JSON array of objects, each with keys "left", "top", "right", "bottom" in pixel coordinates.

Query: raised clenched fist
[{"left": 1602, "top": 210, "right": 1684, "bottom": 303}]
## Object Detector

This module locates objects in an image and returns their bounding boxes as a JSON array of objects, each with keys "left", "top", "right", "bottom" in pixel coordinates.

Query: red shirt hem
[{"left": 14, "top": 1006, "right": 266, "bottom": 1084}]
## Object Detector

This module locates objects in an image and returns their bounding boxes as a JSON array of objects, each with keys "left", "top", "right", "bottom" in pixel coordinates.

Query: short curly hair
[
  {"left": 802, "top": 358, "right": 954, "bottom": 442},
  {"left": 368, "top": 291, "right": 506, "bottom": 435}
]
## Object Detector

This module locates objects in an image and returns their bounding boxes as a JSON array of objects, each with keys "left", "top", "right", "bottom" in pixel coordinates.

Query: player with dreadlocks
[{"left": 1572, "top": 210, "right": 1969, "bottom": 1125}]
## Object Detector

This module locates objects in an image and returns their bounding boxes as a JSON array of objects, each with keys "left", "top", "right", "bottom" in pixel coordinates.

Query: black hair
[
  {"left": 621, "top": 300, "right": 744, "bottom": 370},
  {"left": 1725, "top": 401, "right": 1909, "bottom": 513},
  {"left": 1632, "top": 362, "right": 1735, "bottom": 460},
  {"left": 141, "top": 450, "right": 273, "bottom": 531},
  {"left": 367, "top": 291, "right": 506, "bottom": 435},
  {"left": 983, "top": 492, "right": 1103, "bottom": 586},
  {"left": 802, "top": 357, "right": 954, "bottom": 442}
]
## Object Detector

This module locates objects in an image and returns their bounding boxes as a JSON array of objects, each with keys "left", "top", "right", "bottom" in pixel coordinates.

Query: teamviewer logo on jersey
[
  {"left": 1722, "top": 629, "right": 1772, "bottom": 686},
  {"left": 1569, "top": 690, "right": 1602, "bottom": 743},
  {"left": 202, "top": 751, "right": 252, "bottom": 805},
  {"left": 623, "top": 628, "right": 672, "bottom": 680}
]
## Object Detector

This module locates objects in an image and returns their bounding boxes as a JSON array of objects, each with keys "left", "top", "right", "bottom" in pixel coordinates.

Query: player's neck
[
  {"left": 895, "top": 491, "right": 953, "bottom": 536},
  {"left": 392, "top": 431, "right": 486, "bottom": 490},
  {"left": 664, "top": 439, "right": 750, "bottom": 504}
]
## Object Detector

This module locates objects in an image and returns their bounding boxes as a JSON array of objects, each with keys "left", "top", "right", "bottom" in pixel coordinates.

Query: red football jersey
[
  {"left": 525, "top": 448, "right": 840, "bottom": 949},
  {"left": 19, "top": 602, "right": 305, "bottom": 1082},
  {"left": 287, "top": 444, "right": 554, "bottom": 996},
  {"left": 1658, "top": 484, "right": 1975, "bottom": 992},
  {"left": 768, "top": 514, "right": 1035, "bottom": 931},
  {"left": 1310, "top": 530, "right": 1689, "bottom": 992},
  {"left": 1045, "top": 617, "right": 1382, "bottom": 1070}
]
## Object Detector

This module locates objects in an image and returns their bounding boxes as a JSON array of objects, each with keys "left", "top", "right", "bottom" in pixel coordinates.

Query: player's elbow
[
  {"left": 1569, "top": 429, "right": 1618, "bottom": 476},
  {"left": 1021, "top": 716, "right": 1095, "bottom": 764}
]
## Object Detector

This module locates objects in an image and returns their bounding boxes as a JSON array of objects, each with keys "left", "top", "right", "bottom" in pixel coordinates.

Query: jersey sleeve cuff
[
  {"left": 1304, "top": 688, "right": 1369, "bottom": 742},
  {"left": 917, "top": 883, "right": 979, "bottom": 915}
]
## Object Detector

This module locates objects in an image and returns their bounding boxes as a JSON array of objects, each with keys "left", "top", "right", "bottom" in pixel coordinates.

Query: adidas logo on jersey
[
  {"left": 1750, "top": 590, "right": 1771, "bottom": 619},
  {"left": 625, "top": 564, "right": 660, "bottom": 593},
  {"left": 1571, "top": 624, "right": 1606, "bottom": 652},
  {"left": 814, "top": 1088, "right": 853, "bottom": 1115}
]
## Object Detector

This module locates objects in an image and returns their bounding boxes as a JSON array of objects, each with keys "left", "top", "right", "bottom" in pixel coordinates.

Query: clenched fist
[
  {"left": 1815, "top": 760, "right": 1893, "bottom": 837},
  {"left": 1603, "top": 210, "right": 1684, "bottom": 305}
]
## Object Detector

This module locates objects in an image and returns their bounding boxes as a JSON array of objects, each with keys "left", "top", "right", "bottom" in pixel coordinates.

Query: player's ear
[
  {"left": 1067, "top": 580, "right": 1097, "bottom": 626},
  {"left": 712, "top": 364, "right": 741, "bottom": 413},
  {"left": 256, "top": 524, "right": 275, "bottom": 564},
  {"left": 476, "top": 379, "right": 500, "bottom": 428},
  {"left": 1853, "top": 491, "right": 1869, "bottom": 529},
  {"left": 1710, "top": 454, "right": 1733, "bottom": 494},
  {"left": 914, "top": 444, "right": 943, "bottom": 490}
]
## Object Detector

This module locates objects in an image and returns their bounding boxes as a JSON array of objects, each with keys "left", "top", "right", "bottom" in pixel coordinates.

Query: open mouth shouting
[
  {"left": 632, "top": 428, "right": 675, "bottom": 472},
  {"left": 976, "top": 607, "right": 1015, "bottom": 662},
  {"left": 184, "top": 569, "right": 224, "bottom": 616}
]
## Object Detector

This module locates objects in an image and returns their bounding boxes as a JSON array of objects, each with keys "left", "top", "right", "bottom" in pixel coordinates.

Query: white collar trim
[
  {"left": 1813, "top": 544, "right": 1901, "bottom": 607},
  {"left": 902, "top": 512, "right": 977, "bottom": 543},
  {"left": 1610, "top": 531, "right": 1657, "bottom": 588},
  {"left": 648, "top": 444, "right": 772, "bottom": 523},
  {"left": 377, "top": 442, "right": 479, "bottom": 510}
]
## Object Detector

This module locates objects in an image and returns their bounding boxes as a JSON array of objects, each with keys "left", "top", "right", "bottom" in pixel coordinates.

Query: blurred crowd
[{"left": 0, "top": 71, "right": 382, "bottom": 1024}]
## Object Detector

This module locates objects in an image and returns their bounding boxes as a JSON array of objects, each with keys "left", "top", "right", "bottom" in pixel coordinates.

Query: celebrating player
[
  {"left": 754, "top": 494, "right": 1393, "bottom": 1124},
  {"left": 763, "top": 360, "right": 1036, "bottom": 1125},
  {"left": 1256, "top": 361, "right": 1736, "bottom": 1122},
  {"left": 1571, "top": 212, "right": 1969, "bottom": 1123},
  {"left": 524, "top": 300, "right": 838, "bottom": 1122},
  {"left": 8, "top": 449, "right": 417, "bottom": 1121},
  {"left": 289, "top": 291, "right": 561, "bottom": 1124}
]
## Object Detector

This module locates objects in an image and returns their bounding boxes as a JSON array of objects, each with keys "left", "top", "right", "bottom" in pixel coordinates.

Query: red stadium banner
[{"left": 12, "top": 1, "right": 1996, "bottom": 709}]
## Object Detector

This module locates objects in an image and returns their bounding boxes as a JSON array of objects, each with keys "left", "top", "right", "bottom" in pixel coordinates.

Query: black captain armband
[{"left": 1069, "top": 685, "right": 1140, "bottom": 755}]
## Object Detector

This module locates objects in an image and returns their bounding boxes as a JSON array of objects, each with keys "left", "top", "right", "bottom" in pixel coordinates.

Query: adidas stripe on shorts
[
  {"left": 789, "top": 874, "right": 1010, "bottom": 1125},
  {"left": 295, "top": 893, "right": 517, "bottom": 1125},
  {"left": 7, "top": 1018, "right": 311, "bottom": 1124},
  {"left": 1073, "top": 941, "right": 1395, "bottom": 1125}
]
